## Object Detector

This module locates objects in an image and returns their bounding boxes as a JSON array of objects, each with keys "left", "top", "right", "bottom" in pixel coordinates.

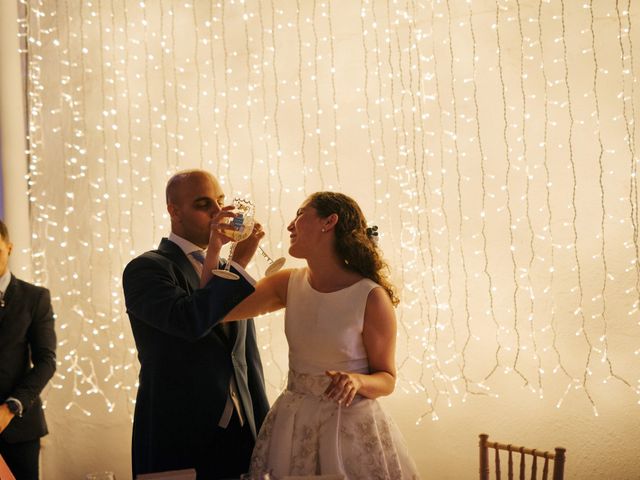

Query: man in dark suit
[
  {"left": 0, "top": 220, "right": 57, "bottom": 480},
  {"left": 123, "top": 169, "right": 270, "bottom": 479}
]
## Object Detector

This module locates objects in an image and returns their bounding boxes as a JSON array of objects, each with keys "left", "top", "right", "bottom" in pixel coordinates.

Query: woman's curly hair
[{"left": 308, "top": 191, "right": 399, "bottom": 307}]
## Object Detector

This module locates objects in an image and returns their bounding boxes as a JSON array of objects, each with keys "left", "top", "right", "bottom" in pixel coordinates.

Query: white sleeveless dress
[{"left": 249, "top": 268, "right": 421, "bottom": 479}]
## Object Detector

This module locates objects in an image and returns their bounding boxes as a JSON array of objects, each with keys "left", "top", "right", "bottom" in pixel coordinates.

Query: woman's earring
[{"left": 321, "top": 228, "right": 326, "bottom": 232}]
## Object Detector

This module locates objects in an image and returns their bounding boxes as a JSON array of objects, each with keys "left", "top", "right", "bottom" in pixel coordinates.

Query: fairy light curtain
[{"left": 20, "top": 0, "right": 639, "bottom": 422}]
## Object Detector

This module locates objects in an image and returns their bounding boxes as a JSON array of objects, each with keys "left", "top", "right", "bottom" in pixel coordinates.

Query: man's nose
[{"left": 210, "top": 204, "right": 222, "bottom": 216}]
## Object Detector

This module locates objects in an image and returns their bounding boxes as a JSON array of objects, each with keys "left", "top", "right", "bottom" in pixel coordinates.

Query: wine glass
[{"left": 212, "top": 198, "right": 256, "bottom": 280}]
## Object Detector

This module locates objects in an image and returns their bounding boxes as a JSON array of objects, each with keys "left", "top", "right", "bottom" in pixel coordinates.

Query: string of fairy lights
[{"left": 16, "top": 0, "right": 640, "bottom": 422}]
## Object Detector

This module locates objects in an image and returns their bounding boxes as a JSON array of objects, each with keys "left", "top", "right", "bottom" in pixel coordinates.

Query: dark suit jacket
[
  {"left": 0, "top": 275, "right": 57, "bottom": 444},
  {"left": 123, "top": 238, "right": 269, "bottom": 477}
]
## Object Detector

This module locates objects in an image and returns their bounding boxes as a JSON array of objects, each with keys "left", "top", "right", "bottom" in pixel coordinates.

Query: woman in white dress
[{"left": 204, "top": 191, "right": 420, "bottom": 479}]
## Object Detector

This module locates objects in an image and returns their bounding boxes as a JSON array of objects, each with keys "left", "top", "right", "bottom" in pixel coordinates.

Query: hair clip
[{"left": 366, "top": 225, "right": 379, "bottom": 245}]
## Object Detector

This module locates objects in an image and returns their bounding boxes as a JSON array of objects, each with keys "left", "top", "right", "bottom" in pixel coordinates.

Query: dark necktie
[{"left": 191, "top": 250, "right": 206, "bottom": 266}]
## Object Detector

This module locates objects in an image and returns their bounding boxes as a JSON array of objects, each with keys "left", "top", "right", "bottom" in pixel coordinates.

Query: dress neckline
[{"left": 303, "top": 268, "right": 366, "bottom": 294}]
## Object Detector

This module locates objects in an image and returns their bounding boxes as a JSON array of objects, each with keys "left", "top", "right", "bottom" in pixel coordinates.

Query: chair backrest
[{"left": 479, "top": 433, "right": 566, "bottom": 480}]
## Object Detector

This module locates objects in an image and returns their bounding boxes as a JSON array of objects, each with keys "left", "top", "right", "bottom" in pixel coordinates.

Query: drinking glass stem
[
  {"left": 258, "top": 246, "right": 273, "bottom": 264},
  {"left": 226, "top": 242, "right": 237, "bottom": 271}
]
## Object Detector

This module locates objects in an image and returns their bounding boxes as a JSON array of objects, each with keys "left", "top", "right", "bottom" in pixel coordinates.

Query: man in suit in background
[
  {"left": 123, "top": 169, "right": 270, "bottom": 479},
  {"left": 0, "top": 220, "right": 57, "bottom": 480}
]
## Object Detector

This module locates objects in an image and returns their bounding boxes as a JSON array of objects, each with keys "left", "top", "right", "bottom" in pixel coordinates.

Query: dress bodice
[{"left": 285, "top": 267, "right": 379, "bottom": 375}]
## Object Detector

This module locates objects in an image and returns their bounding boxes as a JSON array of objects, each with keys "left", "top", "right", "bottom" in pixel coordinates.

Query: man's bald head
[
  {"left": 165, "top": 170, "right": 225, "bottom": 247},
  {"left": 166, "top": 169, "right": 216, "bottom": 206}
]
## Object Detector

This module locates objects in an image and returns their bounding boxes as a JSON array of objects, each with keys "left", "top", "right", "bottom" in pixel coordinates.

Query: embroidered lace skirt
[{"left": 249, "top": 370, "right": 421, "bottom": 480}]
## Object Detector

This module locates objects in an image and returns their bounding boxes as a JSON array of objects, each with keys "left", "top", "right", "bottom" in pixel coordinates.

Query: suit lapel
[
  {"left": 0, "top": 276, "right": 18, "bottom": 325},
  {"left": 158, "top": 238, "right": 200, "bottom": 290}
]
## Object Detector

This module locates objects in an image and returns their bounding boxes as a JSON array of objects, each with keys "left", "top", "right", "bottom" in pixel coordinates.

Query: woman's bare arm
[{"left": 223, "top": 268, "right": 292, "bottom": 322}]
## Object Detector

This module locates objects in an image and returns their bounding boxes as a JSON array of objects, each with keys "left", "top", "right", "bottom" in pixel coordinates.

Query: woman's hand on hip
[{"left": 324, "top": 370, "right": 362, "bottom": 407}]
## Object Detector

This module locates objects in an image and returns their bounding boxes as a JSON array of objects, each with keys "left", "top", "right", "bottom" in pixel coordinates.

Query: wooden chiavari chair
[{"left": 479, "top": 433, "right": 566, "bottom": 480}]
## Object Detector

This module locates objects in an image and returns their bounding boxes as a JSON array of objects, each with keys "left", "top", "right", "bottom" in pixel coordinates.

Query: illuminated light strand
[
  {"left": 369, "top": 0, "right": 391, "bottom": 219},
  {"left": 207, "top": 2, "right": 220, "bottom": 176},
  {"left": 409, "top": 0, "right": 445, "bottom": 419},
  {"left": 107, "top": 0, "right": 129, "bottom": 270},
  {"left": 442, "top": 0, "right": 466, "bottom": 384},
  {"left": 407, "top": 2, "right": 442, "bottom": 376},
  {"left": 325, "top": 0, "right": 341, "bottom": 186},
  {"left": 240, "top": 0, "right": 257, "bottom": 198},
  {"left": 122, "top": 0, "right": 137, "bottom": 254},
  {"left": 159, "top": 0, "right": 172, "bottom": 172},
  {"left": 429, "top": 0, "right": 459, "bottom": 401},
  {"left": 411, "top": 0, "right": 451, "bottom": 414},
  {"left": 28, "top": 0, "right": 61, "bottom": 411},
  {"left": 590, "top": 0, "right": 632, "bottom": 390},
  {"left": 163, "top": 1, "right": 176, "bottom": 171},
  {"left": 503, "top": 2, "right": 527, "bottom": 386},
  {"left": 269, "top": 2, "right": 286, "bottom": 250},
  {"left": 618, "top": 0, "right": 640, "bottom": 318},
  {"left": 627, "top": 0, "right": 640, "bottom": 253},
  {"left": 404, "top": 0, "right": 440, "bottom": 422},
  {"left": 385, "top": 4, "right": 418, "bottom": 343},
  {"left": 490, "top": 0, "right": 528, "bottom": 385},
  {"left": 537, "top": 0, "right": 573, "bottom": 383},
  {"left": 590, "top": 0, "right": 612, "bottom": 378},
  {"left": 23, "top": 0, "right": 43, "bottom": 274},
  {"left": 516, "top": 0, "right": 543, "bottom": 394},
  {"left": 220, "top": 0, "right": 233, "bottom": 192},
  {"left": 295, "top": 0, "right": 308, "bottom": 195},
  {"left": 629, "top": 0, "right": 640, "bottom": 260},
  {"left": 97, "top": 0, "right": 124, "bottom": 408},
  {"left": 385, "top": 1, "right": 413, "bottom": 382},
  {"left": 430, "top": 3, "right": 460, "bottom": 386},
  {"left": 170, "top": 1, "right": 181, "bottom": 171},
  {"left": 379, "top": 2, "right": 415, "bottom": 402},
  {"left": 191, "top": 0, "right": 205, "bottom": 170},
  {"left": 311, "top": 0, "right": 325, "bottom": 190},
  {"left": 359, "top": 0, "right": 380, "bottom": 217},
  {"left": 256, "top": 0, "right": 276, "bottom": 255},
  {"left": 53, "top": 0, "right": 76, "bottom": 297},
  {"left": 79, "top": 0, "right": 105, "bottom": 404},
  {"left": 141, "top": 2, "right": 159, "bottom": 243},
  {"left": 560, "top": 0, "right": 597, "bottom": 415},
  {"left": 53, "top": 0, "right": 75, "bottom": 351},
  {"left": 106, "top": 0, "right": 135, "bottom": 409},
  {"left": 464, "top": 0, "right": 499, "bottom": 396},
  {"left": 77, "top": 0, "right": 109, "bottom": 411},
  {"left": 424, "top": 0, "right": 456, "bottom": 408}
]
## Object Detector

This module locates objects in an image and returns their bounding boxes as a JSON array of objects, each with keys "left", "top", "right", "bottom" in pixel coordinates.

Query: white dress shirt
[{"left": 0, "top": 269, "right": 10, "bottom": 307}]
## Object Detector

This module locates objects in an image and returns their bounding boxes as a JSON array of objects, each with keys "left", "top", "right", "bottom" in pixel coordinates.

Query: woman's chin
[{"left": 288, "top": 246, "right": 303, "bottom": 259}]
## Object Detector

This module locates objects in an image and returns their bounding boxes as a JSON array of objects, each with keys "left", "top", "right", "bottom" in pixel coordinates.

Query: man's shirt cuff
[{"left": 229, "top": 261, "right": 256, "bottom": 286}]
